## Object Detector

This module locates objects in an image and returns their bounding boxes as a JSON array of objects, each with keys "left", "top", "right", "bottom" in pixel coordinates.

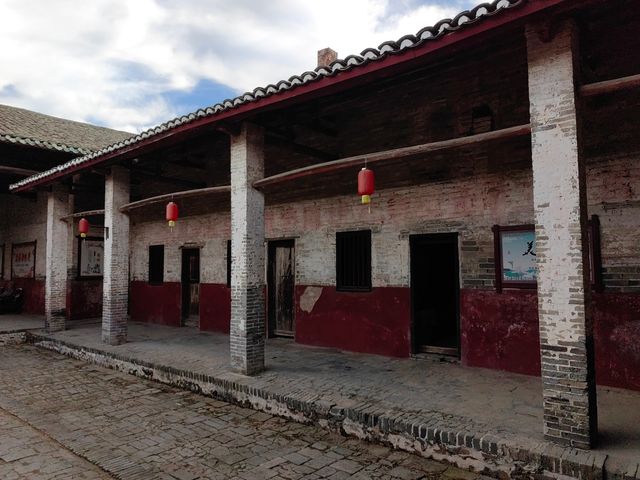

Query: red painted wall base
[
  {"left": 460, "top": 289, "right": 540, "bottom": 376},
  {"left": 130, "top": 281, "right": 181, "bottom": 327},
  {"left": 461, "top": 289, "right": 640, "bottom": 391},
  {"left": 129, "top": 281, "right": 231, "bottom": 333},
  {"left": 294, "top": 285, "right": 412, "bottom": 357},
  {"left": 592, "top": 293, "right": 640, "bottom": 390},
  {"left": 199, "top": 284, "right": 231, "bottom": 333}
]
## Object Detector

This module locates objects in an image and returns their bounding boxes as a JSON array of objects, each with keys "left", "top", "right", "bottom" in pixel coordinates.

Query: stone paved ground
[
  {"left": 0, "top": 407, "right": 113, "bottom": 479},
  {"left": 0, "top": 345, "right": 489, "bottom": 480},
  {"left": 32, "top": 322, "right": 640, "bottom": 463}
]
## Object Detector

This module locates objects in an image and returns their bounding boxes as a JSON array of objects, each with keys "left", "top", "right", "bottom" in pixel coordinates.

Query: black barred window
[{"left": 336, "top": 230, "right": 371, "bottom": 292}]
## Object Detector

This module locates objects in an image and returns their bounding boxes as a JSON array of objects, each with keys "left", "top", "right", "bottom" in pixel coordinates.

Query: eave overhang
[{"left": 10, "top": 0, "right": 576, "bottom": 193}]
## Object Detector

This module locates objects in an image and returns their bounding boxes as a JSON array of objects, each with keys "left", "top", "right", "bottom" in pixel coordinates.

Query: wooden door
[
  {"left": 181, "top": 248, "right": 200, "bottom": 327},
  {"left": 268, "top": 240, "right": 295, "bottom": 337}
]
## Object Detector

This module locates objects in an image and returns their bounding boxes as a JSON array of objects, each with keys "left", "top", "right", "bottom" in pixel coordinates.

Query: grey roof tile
[{"left": 0, "top": 104, "right": 133, "bottom": 154}]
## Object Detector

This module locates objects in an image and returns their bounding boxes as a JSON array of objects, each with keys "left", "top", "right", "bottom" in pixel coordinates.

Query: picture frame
[
  {"left": 493, "top": 215, "right": 603, "bottom": 293},
  {"left": 11, "top": 241, "right": 36, "bottom": 279},
  {"left": 492, "top": 224, "right": 537, "bottom": 292},
  {"left": 77, "top": 236, "right": 104, "bottom": 279}
]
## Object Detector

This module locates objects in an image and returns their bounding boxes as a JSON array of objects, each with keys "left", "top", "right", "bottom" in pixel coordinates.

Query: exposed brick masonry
[
  {"left": 527, "top": 19, "right": 597, "bottom": 449},
  {"left": 230, "top": 123, "right": 266, "bottom": 375},
  {"left": 102, "top": 166, "right": 130, "bottom": 345},
  {"left": 44, "top": 184, "right": 72, "bottom": 332}
]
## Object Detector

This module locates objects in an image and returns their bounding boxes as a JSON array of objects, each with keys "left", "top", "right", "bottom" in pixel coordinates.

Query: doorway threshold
[{"left": 411, "top": 352, "right": 460, "bottom": 365}]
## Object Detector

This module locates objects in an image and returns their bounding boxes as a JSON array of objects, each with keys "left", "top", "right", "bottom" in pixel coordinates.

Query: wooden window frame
[
  {"left": 588, "top": 215, "right": 604, "bottom": 293},
  {"left": 336, "top": 230, "right": 372, "bottom": 292},
  {"left": 148, "top": 245, "right": 165, "bottom": 285},
  {"left": 492, "top": 224, "right": 536, "bottom": 292},
  {"left": 493, "top": 215, "right": 603, "bottom": 293}
]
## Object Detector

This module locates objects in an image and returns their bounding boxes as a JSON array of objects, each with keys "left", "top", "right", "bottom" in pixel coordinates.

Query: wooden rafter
[
  {"left": 266, "top": 133, "right": 337, "bottom": 161},
  {"left": 0, "top": 165, "right": 40, "bottom": 176},
  {"left": 254, "top": 123, "right": 531, "bottom": 189},
  {"left": 60, "top": 209, "right": 105, "bottom": 221},
  {"left": 131, "top": 169, "right": 205, "bottom": 189},
  {"left": 580, "top": 73, "right": 640, "bottom": 97},
  {"left": 119, "top": 185, "right": 230, "bottom": 213}
]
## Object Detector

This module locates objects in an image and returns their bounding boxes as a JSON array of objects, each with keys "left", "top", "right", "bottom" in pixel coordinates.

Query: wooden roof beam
[
  {"left": 120, "top": 185, "right": 230, "bottom": 213},
  {"left": 0, "top": 165, "right": 40, "bottom": 176},
  {"left": 60, "top": 209, "right": 105, "bottom": 221},
  {"left": 131, "top": 169, "right": 205, "bottom": 189},
  {"left": 265, "top": 133, "right": 337, "bottom": 162},
  {"left": 580, "top": 73, "right": 640, "bottom": 97},
  {"left": 254, "top": 123, "right": 531, "bottom": 189}
]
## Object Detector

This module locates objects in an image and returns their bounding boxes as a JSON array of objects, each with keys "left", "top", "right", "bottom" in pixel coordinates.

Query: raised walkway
[
  {"left": 1, "top": 317, "right": 638, "bottom": 479},
  {"left": 0, "top": 314, "right": 44, "bottom": 345}
]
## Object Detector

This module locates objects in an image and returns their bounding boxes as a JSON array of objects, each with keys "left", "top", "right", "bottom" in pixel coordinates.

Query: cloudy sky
[{"left": 0, "top": 0, "right": 476, "bottom": 133}]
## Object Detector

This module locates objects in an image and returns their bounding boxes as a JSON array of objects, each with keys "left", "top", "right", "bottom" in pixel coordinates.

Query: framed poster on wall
[
  {"left": 492, "top": 224, "right": 537, "bottom": 292},
  {"left": 11, "top": 241, "right": 36, "bottom": 279},
  {"left": 78, "top": 237, "right": 104, "bottom": 278},
  {"left": 493, "top": 216, "right": 602, "bottom": 293}
]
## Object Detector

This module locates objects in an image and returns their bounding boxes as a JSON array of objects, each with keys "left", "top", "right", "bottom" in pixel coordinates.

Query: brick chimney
[{"left": 317, "top": 48, "right": 338, "bottom": 68}]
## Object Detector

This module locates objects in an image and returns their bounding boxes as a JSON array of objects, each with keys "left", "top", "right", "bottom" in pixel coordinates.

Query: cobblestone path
[{"left": 0, "top": 345, "right": 488, "bottom": 480}]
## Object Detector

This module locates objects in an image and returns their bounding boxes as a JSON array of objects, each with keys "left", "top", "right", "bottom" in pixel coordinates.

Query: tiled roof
[
  {"left": 10, "top": 0, "right": 524, "bottom": 191},
  {"left": 0, "top": 103, "right": 132, "bottom": 154},
  {"left": 0, "top": 133, "right": 92, "bottom": 155}
]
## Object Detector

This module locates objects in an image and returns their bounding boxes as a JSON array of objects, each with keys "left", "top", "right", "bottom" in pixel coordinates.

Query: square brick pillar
[
  {"left": 527, "top": 19, "right": 597, "bottom": 449},
  {"left": 45, "top": 184, "right": 72, "bottom": 332},
  {"left": 230, "top": 123, "right": 265, "bottom": 375},
  {"left": 102, "top": 166, "right": 130, "bottom": 345}
]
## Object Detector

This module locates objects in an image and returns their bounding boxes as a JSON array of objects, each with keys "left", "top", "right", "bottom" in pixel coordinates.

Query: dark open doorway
[
  {"left": 181, "top": 248, "right": 200, "bottom": 328},
  {"left": 410, "top": 233, "right": 460, "bottom": 356},
  {"left": 267, "top": 240, "right": 295, "bottom": 338}
]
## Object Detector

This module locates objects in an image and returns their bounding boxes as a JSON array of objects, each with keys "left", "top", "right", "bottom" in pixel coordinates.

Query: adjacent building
[{"left": 0, "top": 104, "right": 131, "bottom": 316}]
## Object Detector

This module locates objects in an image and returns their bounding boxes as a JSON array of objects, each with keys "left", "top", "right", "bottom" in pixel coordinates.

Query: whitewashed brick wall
[{"left": 130, "top": 211, "right": 229, "bottom": 284}]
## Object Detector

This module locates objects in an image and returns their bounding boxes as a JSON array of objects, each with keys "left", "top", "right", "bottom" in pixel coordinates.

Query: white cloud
[{"left": 0, "top": 0, "right": 473, "bottom": 133}]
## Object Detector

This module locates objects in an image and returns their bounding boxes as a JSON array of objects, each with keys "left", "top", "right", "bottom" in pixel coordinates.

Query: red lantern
[
  {"left": 358, "top": 167, "right": 375, "bottom": 205},
  {"left": 166, "top": 201, "right": 178, "bottom": 228},
  {"left": 78, "top": 218, "right": 89, "bottom": 238}
]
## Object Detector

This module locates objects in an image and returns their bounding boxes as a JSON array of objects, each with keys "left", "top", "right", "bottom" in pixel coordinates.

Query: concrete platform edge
[{"left": 0, "top": 331, "right": 28, "bottom": 345}]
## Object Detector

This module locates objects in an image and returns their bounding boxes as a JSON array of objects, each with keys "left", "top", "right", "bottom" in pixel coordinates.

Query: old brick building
[
  {"left": 0, "top": 104, "right": 131, "bottom": 318},
  {"left": 7, "top": 0, "right": 640, "bottom": 449}
]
